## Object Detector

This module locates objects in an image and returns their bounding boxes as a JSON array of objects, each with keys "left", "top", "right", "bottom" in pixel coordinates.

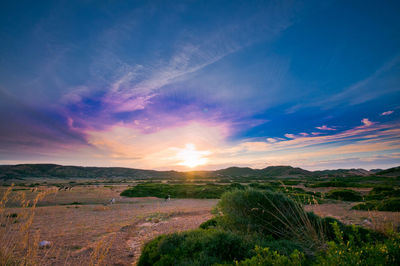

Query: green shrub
[
  {"left": 199, "top": 217, "right": 219, "bottom": 229},
  {"left": 352, "top": 198, "right": 400, "bottom": 212},
  {"left": 138, "top": 229, "right": 252, "bottom": 266},
  {"left": 377, "top": 197, "right": 400, "bottom": 211},
  {"left": 325, "top": 189, "right": 362, "bottom": 201},
  {"left": 217, "top": 189, "right": 316, "bottom": 241},
  {"left": 352, "top": 201, "right": 377, "bottom": 211},
  {"left": 309, "top": 181, "right": 358, "bottom": 188},
  {"left": 316, "top": 222, "right": 400, "bottom": 266},
  {"left": 365, "top": 187, "right": 399, "bottom": 200},
  {"left": 234, "top": 246, "right": 306, "bottom": 266},
  {"left": 120, "top": 183, "right": 228, "bottom": 199}
]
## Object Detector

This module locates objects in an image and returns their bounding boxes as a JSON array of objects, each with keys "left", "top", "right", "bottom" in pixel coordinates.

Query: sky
[{"left": 0, "top": 0, "right": 399, "bottom": 171}]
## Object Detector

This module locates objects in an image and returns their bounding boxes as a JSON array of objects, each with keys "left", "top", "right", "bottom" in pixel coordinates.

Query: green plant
[
  {"left": 352, "top": 198, "right": 400, "bottom": 212},
  {"left": 199, "top": 217, "right": 219, "bottom": 229},
  {"left": 216, "top": 189, "right": 327, "bottom": 250},
  {"left": 234, "top": 246, "right": 305, "bottom": 266},
  {"left": 316, "top": 222, "right": 400, "bottom": 265},
  {"left": 138, "top": 229, "right": 253, "bottom": 266},
  {"left": 325, "top": 189, "right": 362, "bottom": 201},
  {"left": 120, "top": 183, "right": 230, "bottom": 199}
]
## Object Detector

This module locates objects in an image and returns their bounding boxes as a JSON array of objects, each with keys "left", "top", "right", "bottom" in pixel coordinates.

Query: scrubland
[{"left": 1, "top": 173, "right": 399, "bottom": 265}]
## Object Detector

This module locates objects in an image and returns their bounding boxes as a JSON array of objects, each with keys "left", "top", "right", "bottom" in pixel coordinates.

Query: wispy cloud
[
  {"left": 315, "top": 125, "right": 336, "bottom": 131},
  {"left": 361, "top": 118, "right": 374, "bottom": 127},
  {"left": 381, "top": 110, "right": 394, "bottom": 116}
]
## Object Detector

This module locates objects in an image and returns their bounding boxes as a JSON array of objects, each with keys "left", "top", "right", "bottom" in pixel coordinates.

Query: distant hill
[
  {"left": 313, "top": 168, "right": 373, "bottom": 177},
  {"left": 0, "top": 164, "right": 184, "bottom": 180},
  {"left": 260, "top": 166, "right": 312, "bottom": 177},
  {"left": 0, "top": 163, "right": 398, "bottom": 180},
  {"left": 376, "top": 166, "right": 400, "bottom": 177},
  {"left": 215, "top": 167, "right": 257, "bottom": 176}
]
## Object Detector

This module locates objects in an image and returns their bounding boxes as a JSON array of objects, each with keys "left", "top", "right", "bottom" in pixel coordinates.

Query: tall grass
[{"left": 0, "top": 185, "right": 114, "bottom": 265}]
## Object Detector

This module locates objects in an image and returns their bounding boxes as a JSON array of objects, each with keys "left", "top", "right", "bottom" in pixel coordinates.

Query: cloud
[
  {"left": 361, "top": 118, "right": 374, "bottom": 127},
  {"left": 299, "top": 133, "right": 309, "bottom": 136},
  {"left": 381, "top": 110, "right": 394, "bottom": 116},
  {"left": 284, "top": 133, "right": 296, "bottom": 139},
  {"left": 315, "top": 125, "right": 336, "bottom": 131},
  {"left": 266, "top": 138, "right": 278, "bottom": 143}
]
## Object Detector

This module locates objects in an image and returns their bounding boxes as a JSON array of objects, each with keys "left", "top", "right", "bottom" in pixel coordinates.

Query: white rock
[
  {"left": 361, "top": 219, "right": 372, "bottom": 226},
  {"left": 39, "top": 240, "right": 51, "bottom": 248}
]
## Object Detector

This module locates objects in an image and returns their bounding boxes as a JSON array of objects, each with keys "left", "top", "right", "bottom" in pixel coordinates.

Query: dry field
[
  {"left": 1, "top": 185, "right": 399, "bottom": 265},
  {"left": 1, "top": 186, "right": 216, "bottom": 265}
]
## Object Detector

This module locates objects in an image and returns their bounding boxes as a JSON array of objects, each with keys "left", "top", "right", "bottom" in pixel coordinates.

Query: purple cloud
[{"left": 316, "top": 125, "right": 336, "bottom": 131}]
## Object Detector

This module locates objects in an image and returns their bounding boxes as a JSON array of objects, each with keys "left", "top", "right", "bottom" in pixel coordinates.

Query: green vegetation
[
  {"left": 120, "top": 183, "right": 232, "bottom": 198},
  {"left": 216, "top": 189, "right": 308, "bottom": 238},
  {"left": 353, "top": 198, "right": 400, "bottom": 212},
  {"left": 139, "top": 188, "right": 394, "bottom": 265},
  {"left": 138, "top": 229, "right": 253, "bottom": 266},
  {"left": 308, "top": 181, "right": 361, "bottom": 188},
  {"left": 351, "top": 186, "right": 400, "bottom": 211},
  {"left": 325, "top": 189, "right": 363, "bottom": 201},
  {"left": 365, "top": 187, "right": 399, "bottom": 200}
]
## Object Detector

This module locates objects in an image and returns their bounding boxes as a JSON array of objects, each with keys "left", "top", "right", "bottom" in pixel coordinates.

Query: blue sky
[{"left": 0, "top": 0, "right": 399, "bottom": 170}]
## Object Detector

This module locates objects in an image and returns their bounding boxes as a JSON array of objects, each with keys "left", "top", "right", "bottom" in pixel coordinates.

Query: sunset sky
[{"left": 0, "top": 0, "right": 399, "bottom": 170}]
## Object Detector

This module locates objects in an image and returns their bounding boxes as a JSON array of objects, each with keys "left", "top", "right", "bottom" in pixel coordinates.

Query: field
[
  {"left": 1, "top": 170, "right": 400, "bottom": 265},
  {"left": 1, "top": 185, "right": 216, "bottom": 265}
]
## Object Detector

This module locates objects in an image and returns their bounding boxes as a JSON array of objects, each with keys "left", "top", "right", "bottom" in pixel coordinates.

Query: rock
[
  {"left": 39, "top": 240, "right": 52, "bottom": 248},
  {"left": 361, "top": 219, "right": 372, "bottom": 226}
]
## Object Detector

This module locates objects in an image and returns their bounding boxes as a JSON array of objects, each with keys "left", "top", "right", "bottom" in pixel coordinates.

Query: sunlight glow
[{"left": 177, "top": 143, "right": 211, "bottom": 168}]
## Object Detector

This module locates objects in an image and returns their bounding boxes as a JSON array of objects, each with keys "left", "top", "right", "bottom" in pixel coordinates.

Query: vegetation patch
[
  {"left": 120, "top": 183, "right": 238, "bottom": 199},
  {"left": 325, "top": 189, "right": 363, "bottom": 201},
  {"left": 353, "top": 198, "right": 400, "bottom": 212},
  {"left": 138, "top": 229, "right": 253, "bottom": 266},
  {"left": 138, "top": 188, "right": 392, "bottom": 265}
]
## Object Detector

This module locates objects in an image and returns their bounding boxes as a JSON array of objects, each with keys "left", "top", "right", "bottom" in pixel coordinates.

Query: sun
[{"left": 177, "top": 143, "right": 210, "bottom": 168}]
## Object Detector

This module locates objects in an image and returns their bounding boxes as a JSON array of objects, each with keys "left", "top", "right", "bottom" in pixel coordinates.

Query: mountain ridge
[{"left": 1, "top": 164, "right": 398, "bottom": 180}]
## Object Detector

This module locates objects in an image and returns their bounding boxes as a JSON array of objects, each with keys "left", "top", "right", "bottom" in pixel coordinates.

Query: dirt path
[{"left": 27, "top": 198, "right": 217, "bottom": 265}]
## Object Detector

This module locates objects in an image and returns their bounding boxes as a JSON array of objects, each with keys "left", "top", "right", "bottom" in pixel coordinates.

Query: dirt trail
[{"left": 26, "top": 197, "right": 217, "bottom": 265}]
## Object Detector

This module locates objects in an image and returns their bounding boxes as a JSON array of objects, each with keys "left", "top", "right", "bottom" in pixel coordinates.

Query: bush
[
  {"left": 325, "top": 189, "right": 362, "bottom": 201},
  {"left": 199, "top": 217, "right": 219, "bottom": 229},
  {"left": 235, "top": 246, "right": 306, "bottom": 266},
  {"left": 316, "top": 222, "right": 400, "bottom": 265},
  {"left": 138, "top": 229, "right": 252, "bottom": 266},
  {"left": 120, "top": 183, "right": 228, "bottom": 199},
  {"left": 309, "top": 181, "right": 359, "bottom": 188},
  {"left": 217, "top": 189, "right": 315, "bottom": 240},
  {"left": 365, "top": 187, "right": 399, "bottom": 200},
  {"left": 352, "top": 198, "right": 400, "bottom": 212},
  {"left": 377, "top": 197, "right": 400, "bottom": 211}
]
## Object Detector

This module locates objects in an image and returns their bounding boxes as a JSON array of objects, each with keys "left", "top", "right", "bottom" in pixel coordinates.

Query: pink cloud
[
  {"left": 381, "top": 110, "right": 394, "bottom": 116},
  {"left": 316, "top": 125, "right": 336, "bottom": 130},
  {"left": 361, "top": 118, "right": 374, "bottom": 127},
  {"left": 284, "top": 133, "right": 295, "bottom": 139},
  {"left": 299, "top": 132, "right": 309, "bottom": 136}
]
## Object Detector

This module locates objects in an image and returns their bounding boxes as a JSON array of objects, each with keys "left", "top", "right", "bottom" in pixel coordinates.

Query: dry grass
[
  {"left": 305, "top": 202, "right": 400, "bottom": 233},
  {"left": 0, "top": 185, "right": 216, "bottom": 265}
]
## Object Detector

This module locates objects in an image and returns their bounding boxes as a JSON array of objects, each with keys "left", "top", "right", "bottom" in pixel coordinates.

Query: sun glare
[{"left": 177, "top": 143, "right": 210, "bottom": 168}]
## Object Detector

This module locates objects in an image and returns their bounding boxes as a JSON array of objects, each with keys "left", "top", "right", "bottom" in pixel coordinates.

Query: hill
[
  {"left": 313, "top": 168, "right": 373, "bottom": 177},
  {"left": 0, "top": 164, "right": 398, "bottom": 180},
  {"left": 0, "top": 164, "right": 184, "bottom": 180},
  {"left": 376, "top": 166, "right": 400, "bottom": 177}
]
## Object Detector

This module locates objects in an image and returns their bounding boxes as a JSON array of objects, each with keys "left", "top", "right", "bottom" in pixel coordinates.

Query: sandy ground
[
  {"left": 305, "top": 202, "right": 400, "bottom": 231},
  {"left": 2, "top": 186, "right": 217, "bottom": 265}
]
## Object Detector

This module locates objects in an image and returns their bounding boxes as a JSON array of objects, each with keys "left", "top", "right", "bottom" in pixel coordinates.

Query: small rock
[
  {"left": 39, "top": 240, "right": 52, "bottom": 248},
  {"left": 361, "top": 219, "right": 372, "bottom": 226}
]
